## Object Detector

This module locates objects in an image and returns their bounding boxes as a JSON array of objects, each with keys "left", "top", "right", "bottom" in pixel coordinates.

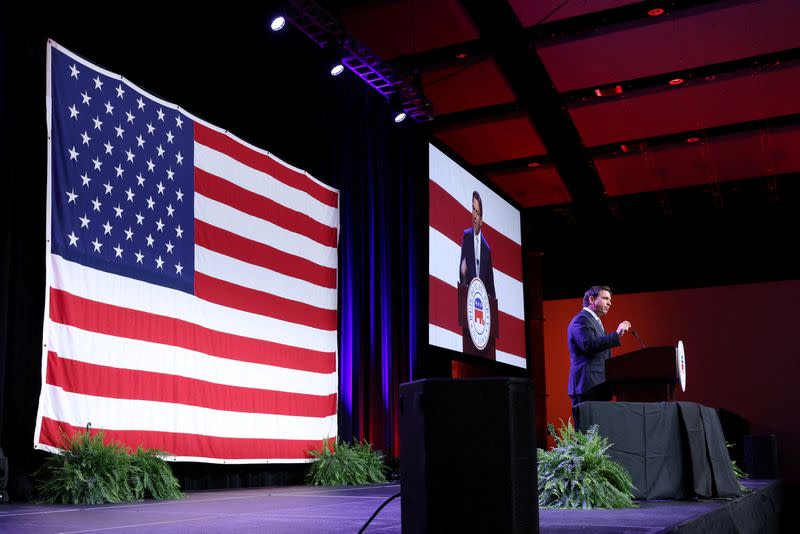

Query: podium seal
[
  {"left": 466, "top": 277, "right": 491, "bottom": 350},
  {"left": 676, "top": 340, "right": 687, "bottom": 392}
]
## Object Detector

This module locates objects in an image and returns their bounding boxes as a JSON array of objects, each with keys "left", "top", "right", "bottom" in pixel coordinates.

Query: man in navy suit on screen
[{"left": 459, "top": 190, "right": 495, "bottom": 298}]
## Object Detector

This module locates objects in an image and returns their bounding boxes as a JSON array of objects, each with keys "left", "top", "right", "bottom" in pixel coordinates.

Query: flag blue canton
[{"left": 50, "top": 48, "right": 195, "bottom": 293}]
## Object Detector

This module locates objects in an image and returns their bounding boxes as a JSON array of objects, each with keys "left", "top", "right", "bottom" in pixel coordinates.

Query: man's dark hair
[
  {"left": 583, "top": 285, "right": 611, "bottom": 307},
  {"left": 472, "top": 190, "right": 483, "bottom": 217}
]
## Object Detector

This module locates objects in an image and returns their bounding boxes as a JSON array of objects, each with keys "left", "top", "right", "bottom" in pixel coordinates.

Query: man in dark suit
[
  {"left": 567, "top": 285, "right": 631, "bottom": 408},
  {"left": 459, "top": 190, "right": 495, "bottom": 298}
]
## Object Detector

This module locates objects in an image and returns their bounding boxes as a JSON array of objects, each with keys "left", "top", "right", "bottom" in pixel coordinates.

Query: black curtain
[{"left": 1, "top": 2, "right": 425, "bottom": 497}]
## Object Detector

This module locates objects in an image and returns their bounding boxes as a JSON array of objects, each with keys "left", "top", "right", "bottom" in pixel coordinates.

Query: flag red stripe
[
  {"left": 429, "top": 180, "right": 523, "bottom": 282},
  {"left": 195, "top": 273, "right": 337, "bottom": 331},
  {"left": 195, "top": 168, "right": 337, "bottom": 248},
  {"left": 195, "top": 220, "right": 336, "bottom": 289},
  {"left": 46, "top": 352, "right": 336, "bottom": 417},
  {"left": 195, "top": 123, "right": 338, "bottom": 208},
  {"left": 49, "top": 288, "right": 336, "bottom": 374},
  {"left": 39, "top": 417, "right": 327, "bottom": 460},
  {"left": 429, "top": 276, "right": 526, "bottom": 357}
]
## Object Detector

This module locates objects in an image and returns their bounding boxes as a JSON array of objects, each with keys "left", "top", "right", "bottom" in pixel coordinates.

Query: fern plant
[
  {"left": 305, "top": 438, "right": 388, "bottom": 486},
  {"left": 537, "top": 419, "right": 636, "bottom": 509},
  {"left": 35, "top": 428, "right": 183, "bottom": 504}
]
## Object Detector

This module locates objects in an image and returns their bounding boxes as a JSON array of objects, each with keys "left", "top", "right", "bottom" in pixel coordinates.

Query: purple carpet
[{"left": 0, "top": 480, "right": 779, "bottom": 533}]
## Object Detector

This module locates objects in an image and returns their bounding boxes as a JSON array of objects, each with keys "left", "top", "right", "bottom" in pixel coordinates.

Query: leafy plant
[
  {"left": 305, "top": 438, "right": 388, "bottom": 486},
  {"left": 726, "top": 442, "right": 748, "bottom": 480},
  {"left": 537, "top": 419, "right": 636, "bottom": 509},
  {"left": 35, "top": 427, "right": 182, "bottom": 504}
]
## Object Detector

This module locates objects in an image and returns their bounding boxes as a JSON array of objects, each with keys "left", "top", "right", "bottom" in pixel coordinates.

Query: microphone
[{"left": 629, "top": 328, "right": 647, "bottom": 349}]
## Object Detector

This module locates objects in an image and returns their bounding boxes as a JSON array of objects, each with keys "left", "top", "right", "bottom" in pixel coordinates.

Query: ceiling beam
[{"left": 457, "top": 0, "right": 615, "bottom": 225}]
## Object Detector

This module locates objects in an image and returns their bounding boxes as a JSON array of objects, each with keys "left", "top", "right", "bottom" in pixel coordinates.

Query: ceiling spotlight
[
  {"left": 527, "top": 161, "right": 540, "bottom": 168},
  {"left": 393, "top": 111, "right": 407, "bottom": 123},
  {"left": 330, "top": 63, "right": 345, "bottom": 76},
  {"left": 686, "top": 137, "right": 700, "bottom": 143},
  {"left": 455, "top": 52, "right": 469, "bottom": 59},
  {"left": 270, "top": 16, "right": 286, "bottom": 32},
  {"left": 669, "top": 78, "right": 685, "bottom": 86},
  {"left": 648, "top": 8, "right": 665, "bottom": 17}
]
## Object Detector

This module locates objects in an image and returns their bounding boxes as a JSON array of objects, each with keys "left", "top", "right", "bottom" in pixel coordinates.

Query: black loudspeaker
[
  {"left": 743, "top": 434, "right": 779, "bottom": 479},
  {"left": 399, "top": 378, "right": 538, "bottom": 534}
]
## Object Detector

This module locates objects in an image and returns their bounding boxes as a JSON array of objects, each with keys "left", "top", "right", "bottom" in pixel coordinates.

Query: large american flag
[{"left": 35, "top": 41, "right": 339, "bottom": 463}]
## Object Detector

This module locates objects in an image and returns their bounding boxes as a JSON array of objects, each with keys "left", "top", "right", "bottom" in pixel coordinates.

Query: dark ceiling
[{"left": 325, "top": 0, "right": 800, "bottom": 295}]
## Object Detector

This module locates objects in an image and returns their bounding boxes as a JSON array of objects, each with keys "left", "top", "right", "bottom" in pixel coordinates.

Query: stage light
[
  {"left": 393, "top": 111, "right": 407, "bottom": 123},
  {"left": 669, "top": 78, "right": 685, "bottom": 86},
  {"left": 270, "top": 16, "right": 286, "bottom": 31},
  {"left": 686, "top": 137, "right": 700, "bottom": 143},
  {"left": 330, "top": 63, "right": 344, "bottom": 76},
  {"left": 648, "top": 8, "right": 665, "bottom": 17}
]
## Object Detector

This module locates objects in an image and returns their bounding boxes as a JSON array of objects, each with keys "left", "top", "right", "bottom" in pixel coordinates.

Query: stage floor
[{"left": 0, "top": 479, "right": 779, "bottom": 533}]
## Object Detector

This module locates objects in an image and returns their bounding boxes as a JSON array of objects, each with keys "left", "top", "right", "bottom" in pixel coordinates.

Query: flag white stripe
[
  {"left": 39, "top": 385, "right": 337, "bottom": 440},
  {"left": 428, "top": 227, "right": 525, "bottom": 320},
  {"left": 50, "top": 254, "right": 337, "bottom": 352},
  {"left": 195, "top": 142, "right": 338, "bottom": 228},
  {"left": 196, "top": 246, "right": 336, "bottom": 310},
  {"left": 195, "top": 193, "right": 337, "bottom": 270},
  {"left": 47, "top": 322, "right": 337, "bottom": 395},
  {"left": 429, "top": 145, "right": 521, "bottom": 244}
]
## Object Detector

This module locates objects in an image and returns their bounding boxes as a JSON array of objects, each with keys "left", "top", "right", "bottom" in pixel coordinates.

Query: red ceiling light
[
  {"left": 455, "top": 52, "right": 469, "bottom": 59},
  {"left": 527, "top": 161, "right": 541, "bottom": 168},
  {"left": 686, "top": 137, "right": 700, "bottom": 143},
  {"left": 648, "top": 8, "right": 665, "bottom": 17},
  {"left": 594, "top": 85, "right": 623, "bottom": 97},
  {"left": 669, "top": 78, "right": 685, "bottom": 86},
  {"left": 620, "top": 144, "right": 630, "bottom": 153}
]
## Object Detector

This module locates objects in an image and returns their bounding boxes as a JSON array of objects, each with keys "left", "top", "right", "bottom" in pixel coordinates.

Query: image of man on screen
[{"left": 459, "top": 191, "right": 495, "bottom": 297}]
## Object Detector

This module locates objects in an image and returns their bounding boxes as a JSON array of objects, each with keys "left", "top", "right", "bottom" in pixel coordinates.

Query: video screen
[{"left": 428, "top": 144, "right": 526, "bottom": 368}]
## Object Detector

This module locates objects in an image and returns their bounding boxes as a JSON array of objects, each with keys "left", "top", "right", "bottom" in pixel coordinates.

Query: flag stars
[
  {"left": 115, "top": 124, "right": 125, "bottom": 138},
  {"left": 81, "top": 131, "right": 91, "bottom": 145},
  {"left": 68, "top": 146, "right": 79, "bottom": 161},
  {"left": 93, "top": 76, "right": 104, "bottom": 90},
  {"left": 92, "top": 158, "right": 102, "bottom": 171},
  {"left": 156, "top": 145, "right": 165, "bottom": 158},
  {"left": 175, "top": 225, "right": 184, "bottom": 239},
  {"left": 114, "top": 244, "right": 124, "bottom": 258},
  {"left": 113, "top": 204, "right": 124, "bottom": 218},
  {"left": 102, "top": 221, "right": 113, "bottom": 235},
  {"left": 69, "top": 64, "right": 80, "bottom": 79},
  {"left": 146, "top": 122, "right": 156, "bottom": 135},
  {"left": 92, "top": 197, "right": 102, "bottom": 212},
  {"left": 135, "top": 250, "right": 144, "bottom": 264},
  {"left": 156, "top": 182, "right": 165, "bottom": 195},
  {"left": 166, "top": 168, "right": 175, "bottom": 181},
  {"left": 66, "top": 189, "right": 78, "bottom": 203},
  {"left": 92, "top": 116, "right": 103, "bottom": 130},
  {"left": 103, "top": 181, "right": 113, "bottom": 195},
  {"left": 175, "top": 262, "right": 183, "bottom": 275},
  {"left": 155, "top": 256, "right": 165, "bottom": 270},
  {"left": 146, "top": 234, "right": 155, "bottom": 247},
  {"left": 116, "top": 84, "right": 126, "bottom": 99},
  {"left": 67, "top": 231, "right": 79, "bottom": 246},
  {"left": 114, "top": 163, "right": 125, "bottom": 178},
  {"left": 175, "top": 151, "right": 184, "bottom": 165},
  {"left": 136, "top": 97, "right": 146, "bottom": 110},
  {"left": 68, "top": 104, "right": 80, "bottom": 119},
  {"left": 81, "top": 173, "right": 91, "bottom": 187},
  {"left": 125, "top": 187, "right": 135, "bottom": 202},
  {"left": 146, "top": 159, "right": 156, "bottom": 172},
  {"left": 124, "top": 227, "right": 134, "bottom": 240},
  {"left": 146, "top": 196, "right": 155, "bottom": 210},
  {"left": 166, "top": 130, "right": 174, "bottom": 144},
  {"left": 136, "top": 134, "right": 146, "bottom": 148},
  {"left": 126, "top": 110, "right": 136, "bottom": 124},
  {"left": 157, "top": 108, "right": 165, "bottom": 121},
  {"left": 81, "top": 91, "right": 92, "bottom": 106},
  {"left": 175, "top": 115, "right": 183, "bottom": 129},
  {"left": 176, "top": 189, "right": 184, "bottom": 202},
  {"left": 104, "top": 141, "right": 114, "bottom": 155},
  {"left": 104, "top": 101, "right": 114, "bottom": 115},
  {"left": 135, "top": 212, "right": 145, "bottom": 225},
  {"left": 155, "top": 218, "right": 165, "bottom": 232},
  {"left": 125, "top": 149, "right": 135, "bottom": 162},
  {"left": 166, "top": 204, "right": 175, "bottom": 217},
  {"left": 136, "top": 174, "right": 146, "bottom": 187},
  {"left": 165, "top": 241, "right": 174, "bottom": 253},
  {"left": 79, "top": 214, "right": 91, "bottom": 228},
  {"left": 91, "top": 238, "right": 103, "bottom": 252}
]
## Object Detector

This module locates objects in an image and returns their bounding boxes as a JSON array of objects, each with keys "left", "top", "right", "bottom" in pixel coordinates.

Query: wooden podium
[
  {"left": 605, "top": 346, "right": 681, "bottom": 402},
  {"left": 457, "top": 282, "right": 498, "bottom": 359}
]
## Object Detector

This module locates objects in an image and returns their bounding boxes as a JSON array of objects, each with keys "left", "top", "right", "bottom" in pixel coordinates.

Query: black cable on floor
[{"left": 357, "top": 490, "right": 401, "bottom": 534}]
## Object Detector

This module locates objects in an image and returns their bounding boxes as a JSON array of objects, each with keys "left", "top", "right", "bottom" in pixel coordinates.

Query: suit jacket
[
  {"left": 459, "top": 228, "right": 495, "bottom": 298},
  {"left": 567, "top": 309, "right": 621, "bottom": 396}
]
